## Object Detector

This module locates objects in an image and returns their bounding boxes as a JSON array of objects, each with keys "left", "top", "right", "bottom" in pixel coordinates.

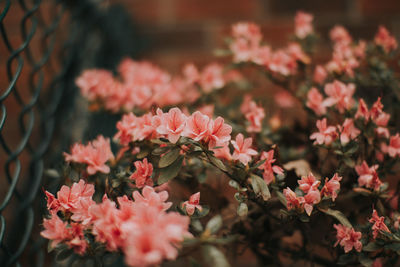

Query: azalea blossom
[
  {"left": 294, "top": 11, "right": 314, "bottom": 39},
  {"left": 338, "top": 119, "right": 360, "bottom": 145},
  {"left": 355, "top": 161, "right": 382, "bottom": 191},
  {"left": 212, "top": 144, "right": 232, "bottom": 161},
  {"left": 156, "top": 108, "right": 187, "bottom": 144},
  {"left": 369, "top": 209, "right": 391, "bottom": 239},
  {"left": 330, "top": 25, "right": 352, "bottom": 45},
  {"left": 313, "top": 65, "right": 327, "bottom": 84},
  {"left": 244, "top": 101, "right": 265, "bottom": 133},
  {"left": 303, "top": 188, "right": 321, "bottom": 216},
  {"left": 374, "top": 26, "right": 398, "bottom": 53},
  {"left": 231, "top": 133, "right": 258, "bottom": 165},
  {"left": 306, "top": 87, "right": 326, "bottom": 116},
  {"left": 283, "top": 187, "right": 304, "bottom": 211},
  {"left": 274, "top": 90, "right": 295, "bottom": 108},
  {"left": 381, "top": 133, "right": 400, "bottom": 157},
  {"left": 182, "top": 111, "right": 211, "bottom": 141},
  {"left": 64, "top": 135, "right": 114, "bottom": 175},
  {"left": 323, "top": 80, "right": 355, "bottom": 113},
  {"left": 182, "top": 192, "right": 202, "bottom": 215},
  {"left": 310, "top": 118, "right": 338, "bottom": 145},
  {"left": 258, "top": 150, "right": 284, "bottom": 184},
  {"left": 298, "top": 173, "right": 320, "bottom": 194},
  {"left": 207, "top": 116, "right": 232, "bottom": 149},
  {"left": 130, "top": 158, "right": 154, "bottom": 188},
  {"left": 334, "top": 224, "right": 362, "bottom": 253},
  {"left": 321, "top": 173, "right": 342, "bottom": 201}
]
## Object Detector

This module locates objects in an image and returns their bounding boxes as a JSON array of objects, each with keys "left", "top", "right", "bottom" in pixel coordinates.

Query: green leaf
[
  {"left": 358, "top": 253, "right": 373, "bottom": 267},
  {"left": 363, "top": 242, "right": 381, "bottom": 252},
  {"left": 202, "top": 245, "right": 231, "bottom": 267},
  {"left": 136, "top": 149, "right": 149, "bottom": 159},
  {"left": 206, "top": 215, "right": 223, "bottom": 234},
  {"left": 337, "top": 253, "right": 355, "bottom": 265},
  {"left": 251, "top": 159, "right": 266, "bottom": 170},
  {"left": 152, "top": 146, "right": 170, "bottom": 155},
  {"left": 159, "top": 148, "right": 181, "bottom": 168},
  {"left": 237, "top": 202, "right": 248, "bottom": 217},
  {"left": 209, "top": 155, "right": 228, "bottom": 172},
  {"left": 319, "top": 208, "right": 352, "bottom": 228},
  {"left": 343, "top": 157, "right": 355, "bottom": 168},
  {"left": 250, "top": 174, "right": 271, "bottom": 201},
  {"left": 56, "top": 248, "right": 73, "bottom": 262},
  {"left": 158, "top": 155, "right": 184, "bottom": 184},
  {"left": 276, "top": 191, "right": 287, "bottom": 207}
]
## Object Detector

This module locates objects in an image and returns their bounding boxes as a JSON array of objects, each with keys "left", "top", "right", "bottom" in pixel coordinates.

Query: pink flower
[
  {"left": 41, "top": 211, "right": 69, "bottom": 249},
  {"left": 306, "top": 87, "right": 326, "bottom": 116},
  {"left": 232, "top": 22, "right": 262, "bottom": 43},
  {"left": 230, "top": 22, "right": 262, "bottom": 63},
  {"left": 268, "top": 50, "right": 297, "bottom": 76},
  {"left": 321, "top": 173, "right": 342, "bottom": 201},
  {"left": 323, "top": 80, "right": 355, "bottom": 113},
  {"left": 298, "top": 173, "right": 320, "bottom": 194},
  {"left": 231, "top": 133, "right": 258, "bottom": 165},
  {"left": 330, "top": 25, "right": 352, "bottom": 45},
  {"left": 132, "top": 186, "right": 172, "bottom": 212},
  {"left": 75, "top": 69, "right": 115, "bottom": 102},
  {"left": 130, "top": 159, "right": 154, "bottom": 188},
  {"left": 41, "top": 211, "right": 88, "bottom": 255},
  {"left": 156, "top": 108, "right": 187, "bottom": 144},
  {"left": 251, "top": 45, "right": 272, "bottom": 66},
  {"left": 283, "top": 187, "right": 304, "bottom": 211},
  {"left": 274, "top": 90, "right": 295, "bottom": 108},
  {"left": 381, "top": 133, "right": 400, "bottom": 157},
  {"left": 369, "top": 209, "right": 391, "bottom": 239},
  {"left": 287, "top": 43, "right": 310, "bottom": 64},
  {"left": 310, "top": 118, "right": 338, "bottom": 145},
  {"left": 375, "top": 26, "right": 398, "bottom": 53},
  {"left": 182, "top": 192, "right": 202, "bottom": 215},
  {"left": 313, "top": 65, "right": 328, "bottom": 84},
  {"left": 182, "top": 111, "right": 211, "bottom": 141},
  {"left": 355, "top": 161, "right": 382, "bottom": 191},
  {"left": 56, "top": 179, "right": 95, "bottom": 213},
  {"left": 244, "top": 101, "right": 265, "bottom": 133},
  {"left": 338, "top": 119, "right": 360, "bottom": 145},
  {"left": 198, "top": 104, "right": 214, "bottom": 118},
  {"left": 258, "top": 150, "right": 284, "bottom": 184},
  {"left": 294, "top": 11, "right": 314, "bottom": 39},
  {"left": 212, "top": 144, "right": 232, "bottom": 161},
  {"left": 64, "top": 136, "right": 114, "bottom": 175},
  {"left": 44, "top": 191, "right": 60, "bottom": 211},
  {"left": 207, "top": 116, "right": 232, "bottom": 149},
  {"left": 303, "top": 188, "right": 321, "bottom": 216},
  {"left": 199, "top": 63, "right": 225, "bottom": 93},
  {"left": 334, "top": 224, "right": 362, "bottom": 253},
  {"left": 355, "top": 98, "right": 370, "bottom": 121}
]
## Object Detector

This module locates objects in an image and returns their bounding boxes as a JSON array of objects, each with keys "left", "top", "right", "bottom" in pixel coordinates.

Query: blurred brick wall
[{"left": 113, "top": 0, "right": 400, "bottom": 71}]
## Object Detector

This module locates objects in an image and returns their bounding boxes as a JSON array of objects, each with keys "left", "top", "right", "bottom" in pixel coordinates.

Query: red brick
[
  {"left": 113, "top": 0, "right": 162, "bottom": 24},
  {"left": 175, "top": 0, "right": 260, "bottom": 22},
  {"left": 267, "top": 0, "right": 349, "bottom": 15},
  {"left": 360, "top": 0, "right": 400, "bottom": 16}
]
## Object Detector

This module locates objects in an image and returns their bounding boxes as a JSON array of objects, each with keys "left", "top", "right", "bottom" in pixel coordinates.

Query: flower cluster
[
  {"left": 284, "top": 173, "right": 342, "bottom": 216},
  {"left": 42, "top": 181, "right": 190, "bottom": 267},
  {"left": 229, "top": 21, "right": 310, "bottom": 76},
  {"left": 334, "top": 224, "right": 362, "bottom": 253},
  {"left": 76, "top": 59, "right": 240, "bottom": 113}
]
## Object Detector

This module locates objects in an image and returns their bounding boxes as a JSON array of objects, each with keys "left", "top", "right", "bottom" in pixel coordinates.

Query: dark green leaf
[
  {"left": 337, "top": 253, "right": 355, "bottom": 265},
  {"left": 202, "top": 245, "right": 230, "bottom": 267},
  {"left": 56, "top": 248, "right": 73, "bottom": 262},
  {"left": 250, "top": 174, "right": 271, "bottom": 201},
  {"left": 358, "top": 253, "right": 373, "bottom": 267},
  {"left": 159, "top": 148, "right": 180, "bottom": 168},
  {"left": 206, "top": 215, "right": 223, "bottom": 234},
  {"left": 158, "top": 155, "right": 184, "bottom": 184},
  {"left": 343, "top": 157, "right": 355, "bottom": 168},
  {"left": 152, "top": 146, "right": 170, "bottom": 155},
  {"left": 209, "top": 155, "right": 228, "bottom": 172},
  {"left": 363, "top": 242, "right": 381, "bottom": 252},
  {"left": 136, "top": 149, "right": 149, "bottom": 159},
  {"left": 319, "top": 208, "right": 352, "bottom": 228}
]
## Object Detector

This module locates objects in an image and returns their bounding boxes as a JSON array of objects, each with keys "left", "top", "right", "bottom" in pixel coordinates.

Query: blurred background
[{"left": 0, "top": 0, "right": 400, "bottom": 266}]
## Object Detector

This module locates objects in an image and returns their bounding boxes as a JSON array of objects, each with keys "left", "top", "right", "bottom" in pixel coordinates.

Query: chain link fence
[{"left": 0, "top": 0, "right": 141, "bottom": 265}]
